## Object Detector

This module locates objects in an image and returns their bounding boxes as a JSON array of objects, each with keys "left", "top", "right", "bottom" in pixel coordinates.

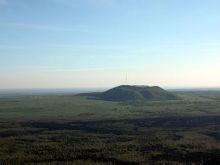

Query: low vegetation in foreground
[{"left": 0, "top": 89, "right": 220, "bottom": 164}]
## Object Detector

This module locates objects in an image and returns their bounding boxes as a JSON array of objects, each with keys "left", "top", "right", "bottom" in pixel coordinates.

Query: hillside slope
[{"left": 78, "top": 85, "right": 179, "bottom": 101}]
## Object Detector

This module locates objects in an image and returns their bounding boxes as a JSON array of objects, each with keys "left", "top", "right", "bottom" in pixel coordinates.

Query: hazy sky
[{"left": 0, "top": 0, "right": 220, "bottom": 88}]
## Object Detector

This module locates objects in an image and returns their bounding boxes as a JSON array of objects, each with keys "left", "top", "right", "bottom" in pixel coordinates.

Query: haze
[{"left": 0, "top": 0, "right": 220, "bottom": 89}]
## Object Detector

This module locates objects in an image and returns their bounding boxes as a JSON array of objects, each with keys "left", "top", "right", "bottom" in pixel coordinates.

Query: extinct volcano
[{"left": 79, "top": 85, "right": 179, "bottom": 102}]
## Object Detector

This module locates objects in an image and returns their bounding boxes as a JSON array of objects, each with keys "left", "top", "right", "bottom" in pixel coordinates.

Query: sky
[{"left": 0, "top": 0, "right": 220, "bottom": 89}]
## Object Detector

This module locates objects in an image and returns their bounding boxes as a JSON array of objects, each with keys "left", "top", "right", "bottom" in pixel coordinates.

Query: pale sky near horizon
[{"left": 0, "top": 0, "right": 220, "bottom": 89}]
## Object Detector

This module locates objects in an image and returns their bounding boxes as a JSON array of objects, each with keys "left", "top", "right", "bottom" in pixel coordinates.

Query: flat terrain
[{"left": 0, "top": 91, "right": 220, "bottom": 164}]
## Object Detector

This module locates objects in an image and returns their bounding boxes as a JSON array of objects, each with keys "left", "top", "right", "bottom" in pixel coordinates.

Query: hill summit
[{"left": 79, "top": 85, "right": 179, "bottom": 102}]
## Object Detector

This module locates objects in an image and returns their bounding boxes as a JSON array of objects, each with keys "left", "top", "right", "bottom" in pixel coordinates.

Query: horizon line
[{"left": 0, "top": 86, "right": 220, "bottom": 90}]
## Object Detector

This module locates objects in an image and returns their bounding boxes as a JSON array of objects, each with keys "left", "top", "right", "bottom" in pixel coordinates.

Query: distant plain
[{"left": 0, "top": 89, "right": 220, "bottom": 164}]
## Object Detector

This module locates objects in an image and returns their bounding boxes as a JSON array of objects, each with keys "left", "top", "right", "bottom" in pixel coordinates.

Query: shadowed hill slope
[{"left": 78, "top": 85, "right": 179, "bottom": 102}]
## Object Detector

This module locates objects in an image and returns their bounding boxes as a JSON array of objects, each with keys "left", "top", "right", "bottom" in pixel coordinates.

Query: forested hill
[{"left": 78, "top": 85, "right": 179, "bottom": 101}]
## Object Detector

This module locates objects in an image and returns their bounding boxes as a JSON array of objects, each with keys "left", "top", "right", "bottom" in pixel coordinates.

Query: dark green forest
[{"left": 0, "top": 90, "right": 220, "bottom": 164}]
